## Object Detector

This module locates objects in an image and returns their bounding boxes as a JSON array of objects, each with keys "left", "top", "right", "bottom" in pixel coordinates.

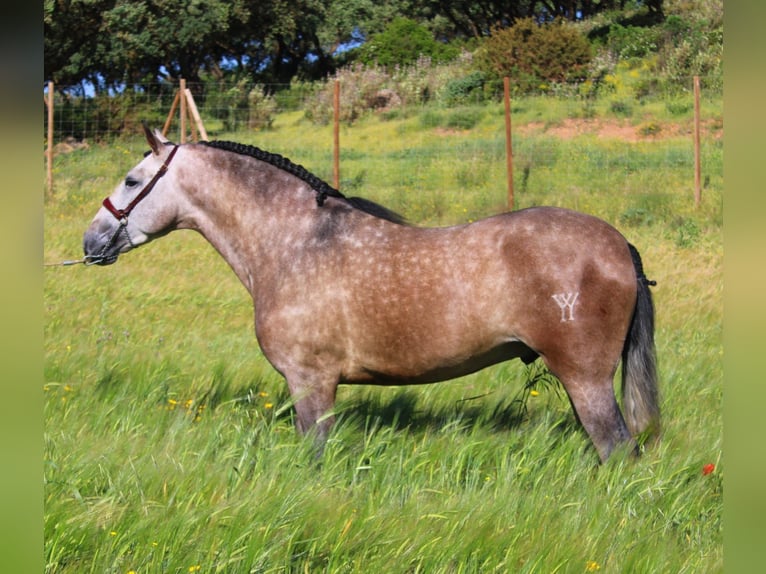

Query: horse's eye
[{"left": 125, "top": 177, "right": 140, "bottom": 188}]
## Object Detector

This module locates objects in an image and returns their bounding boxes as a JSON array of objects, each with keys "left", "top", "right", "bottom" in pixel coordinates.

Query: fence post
[
  {"left": 184, "top": 88, "right": 208, "bottom": 141},
  {"left": 46, "top": 81, "right": 54, "bottom": 196},
  {"left": 693, "top": 75, "right": 702, "bottom": 208},
  {"left": 179, "top": 78, "right": 187, "bottom": 144},
  {"left": 333, "top": 80, "right": 340, "bottom": 190},
  {"left": 162, "top": 90, "right": 180, "bottom": 136},
  {"left": 503, "top": 77, "right": 514, "bottom": 211}
]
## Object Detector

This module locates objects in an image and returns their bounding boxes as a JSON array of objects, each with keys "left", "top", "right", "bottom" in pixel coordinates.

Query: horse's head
[{"left": 83, "top": 125, "right": 182, "bottom": 265}]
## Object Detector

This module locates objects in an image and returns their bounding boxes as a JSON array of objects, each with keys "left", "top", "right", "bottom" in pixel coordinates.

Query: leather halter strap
[{"left": 102, "top": 145, "right": 179, "bottom": 221}]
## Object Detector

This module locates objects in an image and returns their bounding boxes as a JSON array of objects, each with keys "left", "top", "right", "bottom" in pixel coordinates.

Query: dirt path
[{"left": 517, "top": 118, "right": 723, "bottom": 142}]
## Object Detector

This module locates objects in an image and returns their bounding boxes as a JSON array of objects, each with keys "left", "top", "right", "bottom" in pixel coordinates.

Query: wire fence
[
  {"left": 43, "top": 72, "right": 722, "bottom": 141},
  {"left": 44, "top": 76, "right": 723, "bottom": 218}
]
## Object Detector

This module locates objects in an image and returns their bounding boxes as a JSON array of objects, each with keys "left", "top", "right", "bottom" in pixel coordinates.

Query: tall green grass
[{"left": 44, "top": 100, "right": 722, "bottom": 572}]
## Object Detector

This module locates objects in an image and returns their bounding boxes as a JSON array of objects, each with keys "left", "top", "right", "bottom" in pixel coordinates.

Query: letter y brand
[{"left": 552, "top": 292, "right": 579, "bottom": 322}]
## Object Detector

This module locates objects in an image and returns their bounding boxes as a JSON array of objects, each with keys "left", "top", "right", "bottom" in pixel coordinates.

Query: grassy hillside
[{"left": 44, "top": 96, "right": 722, "bottom": 572}]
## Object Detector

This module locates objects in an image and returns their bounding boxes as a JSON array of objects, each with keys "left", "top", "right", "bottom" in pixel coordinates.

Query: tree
[
  {"left": 358, "top": 17, "right": 458, "bottom": 67},
  {"left": 229, "top": 0, "right": 329, "bottom": 83},
  {"left": 45, "top": 0, "right": 666, "bottom": 89},
  {"left": 44, "top": 0, "right": 110, "bottom": 89},
  {"left": 45, "top": 0, "right": 250, "bottom": 91},
  {"left": 477, "top": 18, "right": 592, "bottom": 93},
  {"left": 44, "top": 0, "right": 376, "bottom": 88}
]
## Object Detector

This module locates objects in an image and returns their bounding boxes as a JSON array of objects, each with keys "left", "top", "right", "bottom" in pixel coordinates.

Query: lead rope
[
  {"left": 44, "top": 211, "right": 134, "bottom": 267},
  {"left": 44, "top": 258, "right": 92, "bottom": 267}
]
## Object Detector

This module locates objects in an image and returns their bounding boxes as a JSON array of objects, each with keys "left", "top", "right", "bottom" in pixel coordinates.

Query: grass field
[{"left": 44, "top": 98, "right": 723, "bottom": 572}]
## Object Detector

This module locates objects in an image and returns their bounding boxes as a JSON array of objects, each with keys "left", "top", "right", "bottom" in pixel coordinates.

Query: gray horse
[{"left": 84, "top": 126, "right": 659, "bottom": 462}]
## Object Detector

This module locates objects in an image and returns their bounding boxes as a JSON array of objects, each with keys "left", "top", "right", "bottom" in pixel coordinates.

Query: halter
[
  {"left": 89, "top": 145, "right": 179, "bottom": 264},
  {"left": 102, "top": 144, "right": 179, "bottom": 222}
]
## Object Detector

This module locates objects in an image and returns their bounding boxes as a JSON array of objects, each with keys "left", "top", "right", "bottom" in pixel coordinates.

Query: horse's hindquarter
[{"left": 491, "top": 208, "right": 638, "bottom": 373}]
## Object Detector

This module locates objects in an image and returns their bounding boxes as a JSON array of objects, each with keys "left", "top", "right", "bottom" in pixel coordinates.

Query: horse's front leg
[{"left": 283, "top": 371, "right": 339, "bottom": 448}]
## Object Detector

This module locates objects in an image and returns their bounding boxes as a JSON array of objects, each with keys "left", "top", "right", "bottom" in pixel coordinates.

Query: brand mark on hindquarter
[{"left": 552, "top": 292, "right": 579, "bottom": 322}]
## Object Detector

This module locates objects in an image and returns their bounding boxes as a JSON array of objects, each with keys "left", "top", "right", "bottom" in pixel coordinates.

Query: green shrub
[
  {"left": 304, "top": 64, "right": 391, "bottom": 125},
  {"left": 444, "top": 108, "right": 483, "bottom": 130},
  {"left": 607, "top": 24, "right": 661, "bottom": 60},
  {"left": 416, "top": 107, "right": 483, "bottom": 131},
  {"left": 247, "top": 86, "right": 278, "bottom": 130},
  {"left": 609, "top": 99, "right": 633, "bottom": 117},
  {"left": 359, "top": 18, "right": 458, "bottom": 69},
  {"left": 588, "top": 11, "right": 723, "bottom": 99},
  {"left": 665, "top": 98, "right": 692, "bottom": 116},
  {"left": 393, "top": 51, "right": 477, "bottom": 105},
  {"left": 657, "top": 18, "right": 723, "bottom": 94},
  {"left": 441, "top": 71, "right": 486, "bottom": 105},
  {"left": 674, "top": 217, "right": 701, "bottom": 248},
  {"left": 205, "top": 80, "right": 276, "bottom": 132},
  {"left": 638, "top": 121, "right": 662, "bottom": 136},
  {"left": 477, "top": 18, "right": 592, "bottom": 95},
  {"left": 272, "top": 80, "right": 318, "bottom": 111},
  {"left": 633, "top": 75, "right": 663, "bottom": 100},
  {"left": 304, "top": 53, "right": 480, "bottom": 125},
  {"left": 419, "top": 109, "right": 444, "bottom": 129}
]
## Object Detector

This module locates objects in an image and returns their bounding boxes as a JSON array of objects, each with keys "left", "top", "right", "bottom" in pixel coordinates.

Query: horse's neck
[{"left": 183, "top": 170, "right": 316, "bottom": 297}]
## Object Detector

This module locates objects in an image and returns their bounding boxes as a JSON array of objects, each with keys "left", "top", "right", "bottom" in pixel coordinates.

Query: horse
[{"left": 83, "top": 125, "right": 659, "bottom": 462}]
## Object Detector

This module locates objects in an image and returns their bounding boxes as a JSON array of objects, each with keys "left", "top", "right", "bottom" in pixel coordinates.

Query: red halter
[{"left": 102, "top": 145, "right": 179, "bottom": 222}]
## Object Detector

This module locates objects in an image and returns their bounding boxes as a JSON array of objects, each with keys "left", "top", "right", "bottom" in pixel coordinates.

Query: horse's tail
[{"left": 622, "top": 243, "right": 660, "bottom": 444}]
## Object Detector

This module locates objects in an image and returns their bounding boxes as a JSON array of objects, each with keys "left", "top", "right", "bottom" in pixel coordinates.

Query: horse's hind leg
[{"left": 546, "top": 361, "right": 634, "bottom": 462}]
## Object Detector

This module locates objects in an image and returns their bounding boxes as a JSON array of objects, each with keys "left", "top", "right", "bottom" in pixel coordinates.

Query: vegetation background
[{"left": 44, "top": 1, "right": 722, "bottom": 572}]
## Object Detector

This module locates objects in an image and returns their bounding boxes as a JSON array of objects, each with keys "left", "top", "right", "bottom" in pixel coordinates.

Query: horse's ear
[{"left": 142, "top": 122, "right": 170, "bottom": 156}]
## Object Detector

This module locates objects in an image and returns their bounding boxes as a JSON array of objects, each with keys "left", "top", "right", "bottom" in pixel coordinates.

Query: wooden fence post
[
  {"left": 693, "top": 75, "right": 702, "bottom": 208},
  {"left": 46, "top": 81, "right": 54, "bottom": 196},
  {"left": 179, "top": 78, "right": 187, "bottom": 144},
  {"left": 333, "top": 80, "right": 340, "bottom": 190},
  {"left": 162, "top": 90, "right": 180, "bottom": 137},
  {"left": 184, "top": 88, "right": 208, "bottom": 141},
  {"left": 162, "top": 80, "right": 208, "bottom": 141},
  {"left": 503, "top": 77, "right": 514, "bottom": 211}
]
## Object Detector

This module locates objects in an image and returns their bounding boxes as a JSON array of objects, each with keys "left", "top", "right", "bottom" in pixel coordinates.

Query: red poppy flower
[{"left": 702, "top": 463, "right": 715, "bottom": 476}]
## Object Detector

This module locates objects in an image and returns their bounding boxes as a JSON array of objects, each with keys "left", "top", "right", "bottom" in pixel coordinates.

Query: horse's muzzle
[{"left": 83, "top": 227, "right": 120, "bottom": 266}]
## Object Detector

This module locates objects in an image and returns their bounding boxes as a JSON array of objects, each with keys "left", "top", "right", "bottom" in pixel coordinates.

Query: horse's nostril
[{"left": 83, "top": 227, "right": 107, "bottom": 257}]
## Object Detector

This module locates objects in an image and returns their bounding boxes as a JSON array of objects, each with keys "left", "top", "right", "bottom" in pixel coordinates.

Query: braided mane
[
  {"left": 199, "top": 139, "right": 406, "bottom": 224},
  {"left": 201, "top": 140, "right": 343, "bottom": 205}
]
